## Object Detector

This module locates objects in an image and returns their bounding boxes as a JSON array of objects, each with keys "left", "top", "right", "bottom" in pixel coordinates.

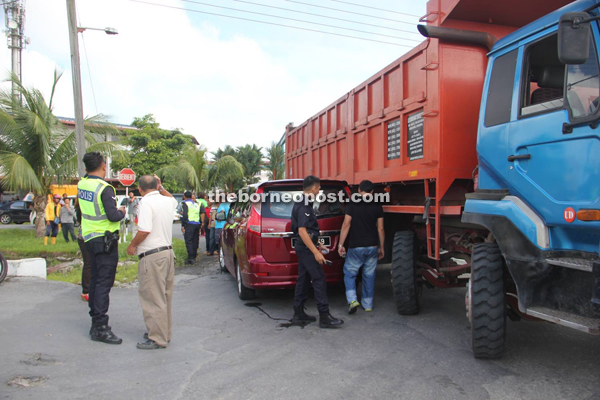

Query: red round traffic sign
[
  {"left": 564, "top": 207, "right": 576, "bottom": 223},
  {"left": 118, "top": 168, "right": 136, "bottom": 186}
]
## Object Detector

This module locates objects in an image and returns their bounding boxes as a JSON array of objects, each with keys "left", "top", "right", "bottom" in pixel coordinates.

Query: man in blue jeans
[{"left": 338, "top": 180, "right": 385, "bottom": 313}]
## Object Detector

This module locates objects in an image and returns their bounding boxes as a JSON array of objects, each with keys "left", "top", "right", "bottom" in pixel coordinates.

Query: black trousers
[
  {"left": 293, "top": 245, "right": 329, "bottom": 313},
  {"left": 78, "top": 237, "right": 92, "bottom": 294},
  {"left": 184, "top": 224, "right": 200, "bottom": 260},
  {"left": 85, "top": 237, "right": 119, "bottom": 327}
]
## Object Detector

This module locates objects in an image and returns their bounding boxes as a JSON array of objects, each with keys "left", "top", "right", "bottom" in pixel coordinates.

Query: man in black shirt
[
  {"left": 291, "top": 175, "right": 343, "bottom": 328},
  {"left": 338, "top": 180, "right": 385, "bottom": 314}
]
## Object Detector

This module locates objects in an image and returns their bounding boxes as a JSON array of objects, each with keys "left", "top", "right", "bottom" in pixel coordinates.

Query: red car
[{"left": 219, "top": 179, "right": 350, "bottom": 300}]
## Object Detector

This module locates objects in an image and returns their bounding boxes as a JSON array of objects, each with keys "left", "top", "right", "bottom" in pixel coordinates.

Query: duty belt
[{"left": 138, "top": 245, "right": 173, "bottom": 260}]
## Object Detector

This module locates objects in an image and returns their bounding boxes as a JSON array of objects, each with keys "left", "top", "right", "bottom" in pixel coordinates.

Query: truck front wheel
[
  {"left": 469, "top": 242, "right": 506, "bottom": 359},
  {"left": 391, "top": 231, "right": 419, "bottom": 315}
]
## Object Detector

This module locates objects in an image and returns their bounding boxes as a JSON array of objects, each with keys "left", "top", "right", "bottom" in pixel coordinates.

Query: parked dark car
[
  {"left": 219, "top": 179, "right": 350, "bottom": 300},
  {"left": 0, "top": 201, "right": 33, "bottom": 224}
]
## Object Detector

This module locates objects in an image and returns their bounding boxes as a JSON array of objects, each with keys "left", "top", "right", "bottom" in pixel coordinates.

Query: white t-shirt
[{"left": 136, "top": 191, "right": 178, "bottom": 254}]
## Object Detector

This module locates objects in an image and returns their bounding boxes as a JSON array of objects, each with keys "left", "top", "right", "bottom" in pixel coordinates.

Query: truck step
[
  {"left": 526, "top": 306, "right": 600, "bottom": 334},
  {"left": 546, "top": 257, "right": 594, "bottom": 272}
]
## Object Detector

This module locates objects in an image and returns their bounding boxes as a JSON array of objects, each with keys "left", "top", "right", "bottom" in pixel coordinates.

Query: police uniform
[
  {"left": 78, "top": 175, "right": 124, "bottom": 331},
  {"left": 181, "top": 199, "right": 202, "bottom": 262},
  {"left": 291, "top": 195, "right": 330, "bottom": 314}
]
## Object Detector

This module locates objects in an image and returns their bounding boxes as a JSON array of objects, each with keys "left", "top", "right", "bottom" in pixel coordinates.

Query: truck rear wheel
[
  {"left": 391, "top": 231, "right": 419, "bottom": 315},
  {"left": 470, "top": 242, "right": 505, "bottom": 359}
]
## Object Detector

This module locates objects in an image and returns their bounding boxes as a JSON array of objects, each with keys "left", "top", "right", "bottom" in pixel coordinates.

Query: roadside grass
[{"left": 0, "top": 228, "right": 188, "bottom": 285}]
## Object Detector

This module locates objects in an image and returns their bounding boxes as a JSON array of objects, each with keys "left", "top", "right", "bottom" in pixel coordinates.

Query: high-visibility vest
[
  {"left": 186, "top": 201, "right": 201, "bottom": 223},
  {"left": 77, "top": 177, "right": 120, "bottom": 242}
]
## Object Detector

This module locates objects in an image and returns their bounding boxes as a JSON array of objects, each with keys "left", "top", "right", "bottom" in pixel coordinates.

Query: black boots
[
  {"left": 90, "top": 325, "right": 122, "bottom": 345},
  {"left": 291, "top": 306, "right": 317, "bottom": 324},
  {"left": 319, "top": 312, "right": 344, "bottom": 329}
]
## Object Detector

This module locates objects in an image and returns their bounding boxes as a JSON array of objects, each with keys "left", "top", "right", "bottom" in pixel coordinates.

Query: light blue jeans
[{"left": 343, "top": 246, "right": 378, "bottom": 309}]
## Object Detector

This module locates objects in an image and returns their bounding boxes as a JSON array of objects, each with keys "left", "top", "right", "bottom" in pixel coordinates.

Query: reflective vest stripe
[
  {"left": 81, "top": 182, "right": 108, "bottom": 221},
  {"left": 83, "top": 231, "right": 105, "bottom": 241}
]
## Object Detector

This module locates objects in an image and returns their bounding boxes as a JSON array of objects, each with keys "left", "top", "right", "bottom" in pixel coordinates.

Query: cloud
[{"left": 0, "top": 0, "right": 417, "bottom": 152}]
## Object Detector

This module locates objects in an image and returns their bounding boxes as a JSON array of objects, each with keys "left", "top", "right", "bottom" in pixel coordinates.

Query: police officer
[
  {"left": 291, "top": 175, "right": 343, "bottom": 328},
  {"left": 180, "top": 191, "right": 204, "bottom": 264},
  {"left": 78, "top": 152, "right": 126, "bottom": 344}
]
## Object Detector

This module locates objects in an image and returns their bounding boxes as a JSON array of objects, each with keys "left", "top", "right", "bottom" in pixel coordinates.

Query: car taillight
[{"left": 248, "top": 190, "right": 262, "bottom": 235}]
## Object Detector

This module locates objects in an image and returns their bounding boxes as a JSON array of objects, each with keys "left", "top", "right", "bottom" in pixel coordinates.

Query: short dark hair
[
  {"left": 139, "top": 175, "right": 158, "bottom": 191},
  {"left": 183, "top": 190, "right": 192, "bottom": 199},
  {"left": 303, "top": 175, "right": 320, "bottom": 190},
  {"left": 198, "top": 192, "right": 206, "bottom": 199},
  {"left": 83, "top": 152, "right": 104, "bottom": 172},
  {"left": 359, "top": 180, "right": 374, "bottom": 193}
]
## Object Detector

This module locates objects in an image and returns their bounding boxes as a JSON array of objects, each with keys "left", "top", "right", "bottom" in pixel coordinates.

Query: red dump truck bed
[{"left": 285, "top": 0, "right": 570, "bottom": 189}]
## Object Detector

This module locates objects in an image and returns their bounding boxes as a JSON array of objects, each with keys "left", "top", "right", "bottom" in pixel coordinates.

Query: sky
[{"left": 0, "top": 0, "right": 427, "bottom": 153}]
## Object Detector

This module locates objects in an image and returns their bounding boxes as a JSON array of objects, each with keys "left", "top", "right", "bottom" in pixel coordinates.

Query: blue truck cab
[{"left": 462, "top": 0, "right": 600, "bottom": 358}]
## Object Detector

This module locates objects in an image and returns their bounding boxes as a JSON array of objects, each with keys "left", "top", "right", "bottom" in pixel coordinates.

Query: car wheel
[
  {"left": 391, "top": 231, "right": 420, "bottom": 315},
  {"left": 0, "top": 214, "right": 12, "bottom": 225},
  {"left": 219, "top": 242, "right": 228, "bottom": 273},
  {"left": 235, "top": 258, "right": 255, "bottom": 300},
  {"left": 469, "top": 242, "right": 506, "bottom": 359},
  {"left": 0, "top": 252, "right": 7, "bottom": 284}
]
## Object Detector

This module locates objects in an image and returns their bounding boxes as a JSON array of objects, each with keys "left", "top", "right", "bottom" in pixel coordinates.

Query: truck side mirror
[
  {"left": 216, "top": 211, "right": 226, "bottom": 222},
  {"left": 558, "top": 12, "right": 591, "bottom": 65}
]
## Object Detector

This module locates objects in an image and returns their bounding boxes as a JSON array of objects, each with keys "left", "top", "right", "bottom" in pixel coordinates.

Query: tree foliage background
[{"left": 111, "top": 114, "right": 197, "bottom": 193}]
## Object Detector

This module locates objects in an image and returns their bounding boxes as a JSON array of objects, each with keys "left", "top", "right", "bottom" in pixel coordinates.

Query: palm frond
[{"left": 0, "top": 151, "right": 43, "bottom": 192}]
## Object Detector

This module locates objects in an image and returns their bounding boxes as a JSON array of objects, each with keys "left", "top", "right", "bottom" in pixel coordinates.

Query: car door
[
  {"left": 10, "top": 201, "right": 27, "bottom": 222},
  {"left": 222, "top": 198, "right": 243, "bottom": 273}
]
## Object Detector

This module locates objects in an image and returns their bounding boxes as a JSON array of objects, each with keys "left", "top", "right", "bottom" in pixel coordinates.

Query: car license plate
[{"left": 291, "top": 236, "right": 331, "bottom": 248}]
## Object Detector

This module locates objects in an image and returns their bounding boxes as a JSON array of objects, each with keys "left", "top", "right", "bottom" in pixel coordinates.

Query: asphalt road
[{"left": 1, "top": 253, "right": 600, "bottom": 399}]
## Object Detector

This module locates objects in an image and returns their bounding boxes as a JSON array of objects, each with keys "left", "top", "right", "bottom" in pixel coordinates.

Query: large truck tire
[
  {"left": 391, "top": 231, "right": 419, "bottom": 315},
  {"left": 469, "top": 242, "right": 506, "bottom": 359}
]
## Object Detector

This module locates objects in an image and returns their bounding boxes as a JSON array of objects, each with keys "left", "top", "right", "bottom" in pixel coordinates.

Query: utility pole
[
  {"left": 3, "top": 0, "right": 28, "bottom": 101},
  {"left": 66, "top": 0, "right": 86, "bottom": 178}
]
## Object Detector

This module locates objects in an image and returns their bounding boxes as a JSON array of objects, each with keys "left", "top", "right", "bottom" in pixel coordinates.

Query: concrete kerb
[{"left": 7, "top": 258, "right": 47, "bottom": 279}]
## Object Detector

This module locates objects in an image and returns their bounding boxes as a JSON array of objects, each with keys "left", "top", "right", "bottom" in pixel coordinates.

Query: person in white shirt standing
[{"left": 127, "top": 174, "right": 178, "bottom": 350}]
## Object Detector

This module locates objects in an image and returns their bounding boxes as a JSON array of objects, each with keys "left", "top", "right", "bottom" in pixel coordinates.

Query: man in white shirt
[{"left": 127, "top": 175, "right": 178, "bottom": 350}]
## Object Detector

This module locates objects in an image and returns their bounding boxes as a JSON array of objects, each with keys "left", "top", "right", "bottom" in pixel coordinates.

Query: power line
[
  {"left": 330, "top": 0, "right": 421, "bottom": 18},
  {"left": 231, "top": 0, "right": 421, "bottom": 36},
  {"left": 129, "top": 0, "right": 415, "bottom": 47},
  {"left": 180, "top": 0, "right": 420, "bottom": 42},
  {"left": 80, "top": 33, "right": 99, "bottom": 115},
  {"left": 284, "top": 0, "right": 417, "bottom": 26}
]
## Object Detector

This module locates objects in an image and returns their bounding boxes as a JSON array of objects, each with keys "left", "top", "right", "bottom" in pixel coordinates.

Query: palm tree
[
  {"left": 156, "top": 146, "right": 209, "bottom": 193},
  {"left": 0, "top": 71, "right": 119, "bottom": 237},
  {"left": 236, "top": 144, "right": 263, "bottom": 184},
  {"left": 208, "top": 155, "right": 244, "bottom": 193},
  {"left": 265, "top": 142, "right": 285, "bottom": 180},
  {"left": 212, "top": 145, "right": 236, "bottom": 161}
]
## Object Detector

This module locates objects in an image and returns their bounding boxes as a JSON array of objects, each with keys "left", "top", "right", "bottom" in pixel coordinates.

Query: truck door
[{"left": 506, "top": 28, "right": 600, "bottom": 245}]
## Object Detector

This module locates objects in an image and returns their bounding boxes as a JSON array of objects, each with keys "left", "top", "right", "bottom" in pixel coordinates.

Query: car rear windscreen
[{"left": 262, "top": 185, "right": 347, "bottom": 220}]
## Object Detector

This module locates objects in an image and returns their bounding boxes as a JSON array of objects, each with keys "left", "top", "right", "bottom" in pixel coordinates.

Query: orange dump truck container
[{"left": 285, "top": 0, "right": 571, "bottom": 258}]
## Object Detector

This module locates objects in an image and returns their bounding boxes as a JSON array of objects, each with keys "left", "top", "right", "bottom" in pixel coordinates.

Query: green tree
[
  {"left": 111, "top": 114, "right": 195, "bottom": 193},
  {"left": 208, "top": 155, "right": 244, "bottom": 193},
  {"left": 0, "top": 71, "right": 119, "bottom": 237},
  {"left": 156, "top": 146, "right": 209, "bottom": 193},
  {"left": 265, "top": 142, "right": 285, "bottom": 180},
  {"left": 236, "top": 144, "right": 263, "bottom": 184},
  {"left": 212, "top": 145, "right": 236, "bottom": 161}
]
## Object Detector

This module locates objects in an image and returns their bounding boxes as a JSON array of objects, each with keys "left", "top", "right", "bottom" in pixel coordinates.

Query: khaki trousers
[{"left": 138, "top": 250, "right": 174, "bottom": 347}]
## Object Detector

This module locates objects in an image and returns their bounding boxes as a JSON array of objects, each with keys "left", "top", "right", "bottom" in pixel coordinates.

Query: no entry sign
[{"left": 118, "top": 168, "right": 136, "bottom": 186}]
